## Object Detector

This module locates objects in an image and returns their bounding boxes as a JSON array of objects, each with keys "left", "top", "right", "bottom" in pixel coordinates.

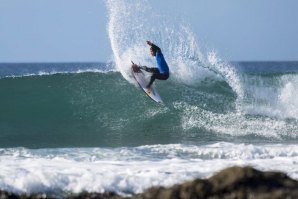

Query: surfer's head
[{"left": 150, "top": 47, "right": 156, "bottom": 57}]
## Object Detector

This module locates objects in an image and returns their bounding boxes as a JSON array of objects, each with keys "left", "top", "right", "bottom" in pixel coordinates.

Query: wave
[
  {"left": 0, "top": 71, "right": 297, "bottom": 148},
  {"left": 104, "top": 0, "right": 298, "bottom": 142}
]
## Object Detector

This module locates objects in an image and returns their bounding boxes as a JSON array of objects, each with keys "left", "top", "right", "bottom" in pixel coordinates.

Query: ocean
[
  {"left": 0, "top": 61, "right": 298, "bottom": 197},
  {"left": 1, "top": 0, "right": 298, "bottom": 197}
]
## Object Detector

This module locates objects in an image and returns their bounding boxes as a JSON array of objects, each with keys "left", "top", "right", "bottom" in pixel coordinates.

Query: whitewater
[
  {"left": 1, "top": 143, "right": 298, "bottom": 196},
  {"left": 0, "top": 0, "right": 298, "bottom": 197}
]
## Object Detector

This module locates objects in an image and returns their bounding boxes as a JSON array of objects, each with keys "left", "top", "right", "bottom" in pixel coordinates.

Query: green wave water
[
  {"left": 0, "top": 72, "right": 231, "bottom": 147},
  {"left": 1, "top": 66, "right": 298, "bottom": 148}
]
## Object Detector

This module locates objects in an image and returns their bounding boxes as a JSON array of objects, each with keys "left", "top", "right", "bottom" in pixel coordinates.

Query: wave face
[{"left": 1, "top": 62, "right": 298, "bottom": 148}]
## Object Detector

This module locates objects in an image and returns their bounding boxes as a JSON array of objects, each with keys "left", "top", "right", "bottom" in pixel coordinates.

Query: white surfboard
[{"left": 131, "top": 65, "right": 163, "bottom": 104}]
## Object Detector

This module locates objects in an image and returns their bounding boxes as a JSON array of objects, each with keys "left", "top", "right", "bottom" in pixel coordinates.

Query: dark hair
[{"left": 150, "top": 47, "right": 157, "bottom": 55}]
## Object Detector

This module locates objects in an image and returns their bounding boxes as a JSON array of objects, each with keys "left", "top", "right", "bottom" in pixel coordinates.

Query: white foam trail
[
  {"left": 106, "top": 0, "right": 244, "bottom": 105},
  {"left": 107, "top": 0, "right": 210, "bottom": 83},
  {"left": 107, "top": 0, "right": 150, "bottom": 82},
  {"left": 1, "top": 143, "right": 298, "bottom": 196},
  {"left": 207, "top": 51, "right": 244, "bottom": 105}
]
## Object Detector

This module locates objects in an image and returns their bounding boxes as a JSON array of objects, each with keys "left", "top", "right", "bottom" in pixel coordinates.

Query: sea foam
[{"left": 1, "top": 143, "right": 298, "bottom": 196}]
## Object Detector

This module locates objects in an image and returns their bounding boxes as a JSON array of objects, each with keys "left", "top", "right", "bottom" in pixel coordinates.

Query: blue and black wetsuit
[{"left": 144, "top": 44, "right": 169, "bottom": 88}]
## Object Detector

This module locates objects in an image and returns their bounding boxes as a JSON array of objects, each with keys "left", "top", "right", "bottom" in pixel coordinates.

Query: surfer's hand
[
  {"left": 132, "top": 63, "right": 141, "bottom": 72},
  {"left": 132, "top": 63, "right": 138, "bottom": 68},
  {"left": 146, "top": 41, "right": 153, "bottom": 46}
]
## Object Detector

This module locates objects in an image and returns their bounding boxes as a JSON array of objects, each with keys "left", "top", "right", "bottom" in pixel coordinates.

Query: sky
[{"left": 0, "top": 0, "right": 298, "bottom": 62}]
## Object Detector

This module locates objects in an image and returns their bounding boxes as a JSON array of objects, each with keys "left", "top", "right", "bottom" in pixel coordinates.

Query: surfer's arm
[
  {"left": 141, "top": 66, "right": 160, "bottom": 74},
  {"left": 146, "top": 41, "right": 161, "bottom": 52},
  {"left": 139, "top": 65, "right": 148, "bottom": 71},
  {"left": 132, "top": 62, "right": 149, "bottom": 72},
  {"left": 139, "top": 65, "right": 157, "bottom": 73}
]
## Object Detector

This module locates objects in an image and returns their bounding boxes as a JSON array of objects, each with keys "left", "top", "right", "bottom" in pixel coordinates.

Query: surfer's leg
[
  {"left": 155, "top": 73, "right": 169, "bottom": 80},
  {"left": 147, "top": 74, "right": 156, "bottom": 89},
  {"left": 146, "top": 68, "right": 160, "bottom": 89},
  {"left": 145, "top": 67, "right": 159, "bottom": 73},
  {"left": 146, "top": 71, "right": 169, "bottom": 89}
]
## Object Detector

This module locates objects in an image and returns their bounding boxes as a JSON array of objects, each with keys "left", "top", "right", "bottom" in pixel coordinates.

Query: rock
[
  {"left": 67, "top": 191, "right": 126, "bottom": 199},
  {"left": 0, "top": 190, "right": 47, "bottom": 199},
  {"left": 133, "top": 166, "right": 298, "bottom": 199},
  {"left": 0, "top": 190, "right": 19, "bottom": 199}
]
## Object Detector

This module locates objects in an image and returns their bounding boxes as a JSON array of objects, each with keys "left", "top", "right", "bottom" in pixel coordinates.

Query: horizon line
[{"left": 1, "top": 60, "right": 298, "bottom": 64}]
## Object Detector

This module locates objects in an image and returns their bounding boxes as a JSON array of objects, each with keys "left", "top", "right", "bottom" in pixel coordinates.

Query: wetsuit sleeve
[{"left": 151, "top": 43, "right": 161, "bottom": 53}]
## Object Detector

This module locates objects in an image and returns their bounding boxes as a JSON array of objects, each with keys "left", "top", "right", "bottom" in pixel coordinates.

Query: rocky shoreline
[{"left": 1, "top": 166, "right": 298, "bottom": 199}]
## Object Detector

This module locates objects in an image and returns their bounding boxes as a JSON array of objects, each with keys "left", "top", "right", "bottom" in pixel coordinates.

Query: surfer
[{"left": 133, "top": 41, "right": 169, "bottom": 92}]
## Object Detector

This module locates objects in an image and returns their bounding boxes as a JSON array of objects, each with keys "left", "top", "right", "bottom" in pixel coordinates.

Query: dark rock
[
  {"left": 0, "top": 190, "right": 46, "bottom": 199},
  {"left": 0, "top": 190, "right": 19, "bottom": 199},
  {"left": 67, "top": 191, "right": 126, "bottom": 199},
  {"left": 133, "top": 166, "right": 298, "bottom": 199}
]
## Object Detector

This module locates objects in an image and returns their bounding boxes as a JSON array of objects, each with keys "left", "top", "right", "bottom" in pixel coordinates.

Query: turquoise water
[
  {"left": 0, "top": 64, "right": 230, "bottom": 148},
  {"left": 0, "top": 62, "right": 298, "bottom": 148}
]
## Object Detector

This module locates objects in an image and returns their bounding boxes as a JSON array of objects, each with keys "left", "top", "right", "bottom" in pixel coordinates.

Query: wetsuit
[{"left": 144, "top": 44, "right": 169, "bottom": 88}]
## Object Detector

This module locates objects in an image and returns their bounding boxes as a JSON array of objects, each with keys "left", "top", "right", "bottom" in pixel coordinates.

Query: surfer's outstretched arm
[
  {"left": 132, "top": 62, "right": 153, "bottom": 73},
  {"left": 139, "top": 65, "right": 159, "bottom": 74},
  {"left": 144, "top": 67, "right": 159, "bottom": 73},
  {"left": 139, "top": 65, "right": 148, "bottom": 71},
  {"left": 146, "top": 41, "right": 161, "bottom": 52}
]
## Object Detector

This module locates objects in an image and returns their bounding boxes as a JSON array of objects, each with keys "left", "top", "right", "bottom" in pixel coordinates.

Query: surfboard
[{"left": 131, "top": 62, "right": 163, "bottom": 103}]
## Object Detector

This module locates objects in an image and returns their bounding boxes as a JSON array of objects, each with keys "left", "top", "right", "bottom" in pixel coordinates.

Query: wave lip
[{"left": 0, "top": 62, "right": 116, "bottom": 78}]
